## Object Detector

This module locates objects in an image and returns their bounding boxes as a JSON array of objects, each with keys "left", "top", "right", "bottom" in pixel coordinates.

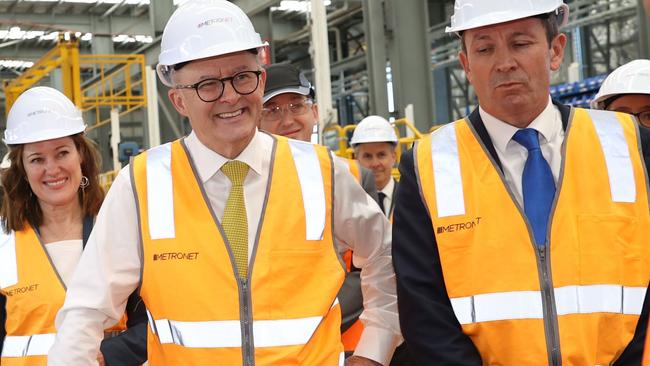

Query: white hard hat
[
  {"left": 4, "top": 86, "right": 86, "bottom": 145},
  {"left": 590, "top": 59, "right": 650, "bottom": 109},
  {"left": 350, "top": 116, "right": 398, "bottom": 147},
  {"left": 446, "top": 0, "right": 569, "bottom": 33},
  {"left": 156, "top": 0, "right": 268, "bottom": 87}
]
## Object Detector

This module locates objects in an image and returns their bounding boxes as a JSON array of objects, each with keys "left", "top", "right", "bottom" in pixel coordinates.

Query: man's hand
[
  {"left": 96, "top": 351, "right": 106, "bottom": 366},
  {"left": 346, "top": 355, "right": 382, "bottom": 366}
]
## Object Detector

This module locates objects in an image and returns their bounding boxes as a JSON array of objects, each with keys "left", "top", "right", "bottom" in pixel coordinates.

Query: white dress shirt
[
  {"left": 45, "top": 240, "right": 83, "bottom": 287},
  {"left": 378, "top": 178, "right": 395, "bottom": 215},
  {"left": 49, "top": 129, "right": 401, "bottom": 365},
  {"left": 480, "top": 97, "right": 564, "bottom": 206}
]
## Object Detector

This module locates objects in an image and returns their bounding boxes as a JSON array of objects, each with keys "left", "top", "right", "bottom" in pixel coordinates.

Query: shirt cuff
[{"left": 353, "top": 326, "right": 402, "bottom": 365}]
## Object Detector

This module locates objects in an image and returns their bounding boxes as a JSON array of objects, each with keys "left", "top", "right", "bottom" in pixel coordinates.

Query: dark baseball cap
[{"left": 263, "top": 63, "right": 315, "bottom": 103}]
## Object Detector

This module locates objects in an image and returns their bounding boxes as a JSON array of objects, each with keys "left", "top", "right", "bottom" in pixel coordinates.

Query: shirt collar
[
  {"left": 184, "top": 129, "right": 265, "bottom": 183},
  {"left": 480, "top": 97, "right": 559, "bottom": 154},
  {"left": 380, "top": 177, "right": 395, "bottom": 198}
]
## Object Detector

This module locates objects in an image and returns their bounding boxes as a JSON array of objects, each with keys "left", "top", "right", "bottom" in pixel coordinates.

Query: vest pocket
[{"left": 577, "top": 214, "right": 638, "bottom": 284}]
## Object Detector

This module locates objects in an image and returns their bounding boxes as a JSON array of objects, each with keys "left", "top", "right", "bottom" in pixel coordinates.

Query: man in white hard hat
[
  {"left": 350, "top": 116, "right": 399, "bottom": 219},
  {"left": 49, "top": 0, "right": 400, "bottom": 365},
  {"left": 591, "top": 59, "right": 650, "bottom": 128},
  {"left": 392, "top": 1, "right": 650, "bottom": 364}
]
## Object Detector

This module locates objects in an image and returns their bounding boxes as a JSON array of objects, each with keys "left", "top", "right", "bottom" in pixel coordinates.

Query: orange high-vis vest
[
  {"left": 415, "top": 109, "right": 650, "bottom": 365},
  {"left": 131, "top": 136, "right": 346, "bottom": 365},
  {"left": 0, "top": 224, "right": 127, "bottom": 365},
  {"left": 0, "top": 226, "right": 62, "bottom": 365}
]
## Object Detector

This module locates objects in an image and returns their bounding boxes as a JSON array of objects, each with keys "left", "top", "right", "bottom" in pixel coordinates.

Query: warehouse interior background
[{"left": 0, "top": 0, "right": 648, "bottom": 173}]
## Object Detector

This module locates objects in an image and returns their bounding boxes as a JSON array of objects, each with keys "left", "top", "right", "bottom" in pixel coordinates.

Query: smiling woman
[{"left": 0, "top": 87, "right": 148, "bottom": 366}]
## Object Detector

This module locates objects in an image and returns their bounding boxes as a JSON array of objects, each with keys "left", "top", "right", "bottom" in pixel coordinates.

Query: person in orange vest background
[
  {"left": 48, "top": 0, "right": 401, "bottom": 365},
  {"left": 392, "top": 0, "right": 650, "bottom": 364},
  {"left": 0, "top": 87, "right": 147, "bottom": 365}
]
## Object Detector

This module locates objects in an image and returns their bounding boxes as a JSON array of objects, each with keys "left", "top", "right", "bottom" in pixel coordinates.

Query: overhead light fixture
[
  {"left": 271, "top": 0, "right": 331, "bottom": 13},
  {"left": 0, "top": 59, "right": 35, "bottom": 69}
]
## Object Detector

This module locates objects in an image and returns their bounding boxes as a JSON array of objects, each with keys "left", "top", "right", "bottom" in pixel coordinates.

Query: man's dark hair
[{"left": 459, "top": 12, "right": 561, "bottom": 53}]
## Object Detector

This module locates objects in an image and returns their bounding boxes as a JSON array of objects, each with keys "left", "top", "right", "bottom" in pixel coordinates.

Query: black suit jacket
[{"left": 392, "top": 102, "right": 650, "bottom": 365}]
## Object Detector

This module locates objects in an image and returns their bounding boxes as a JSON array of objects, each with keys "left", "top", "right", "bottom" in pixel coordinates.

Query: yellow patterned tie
[{"left": 221, "top": 161, "right": 250, "bottom": 278}]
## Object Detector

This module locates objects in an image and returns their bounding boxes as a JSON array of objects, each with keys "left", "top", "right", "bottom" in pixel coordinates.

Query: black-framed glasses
[
  {"left": 261, "top": 99, "right": 314, "bottom": 122},
  {"left": 631, "top": 110, "right": 650, "bottom": 127},
  {"left": 174, "top": 70, "right": 262, "bottom": 102}
]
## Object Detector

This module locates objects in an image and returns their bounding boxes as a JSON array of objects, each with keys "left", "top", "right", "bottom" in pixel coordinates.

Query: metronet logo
[
  {"left": 5, "top": 283, "right": 39, "bottom": 297},
  {"left": 437, "top": 217, "right": 482, "bottom": 234},
  {"left": 197, "top": 17, "right": 233, "bottom": 28},
  {"left": 27, "top": 109, "right": 50, "bottom": 117},
  {"left": 153, "top": 252, "right": 199, "bottom": 261}
]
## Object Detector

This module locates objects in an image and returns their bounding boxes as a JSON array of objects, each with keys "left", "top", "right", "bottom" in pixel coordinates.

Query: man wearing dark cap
[
  {"left": 262, "top": 63, "right": 411, "bottom": 365},
  {"left": 261, "top": 63, "right": 378, "bottom": 201}
]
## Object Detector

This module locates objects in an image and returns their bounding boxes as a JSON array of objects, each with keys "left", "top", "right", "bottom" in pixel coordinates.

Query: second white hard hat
[
  {"left": 4, "top": 86, "right": 86, "bottom": 145},
  {"left": 590, "top": 59, "right": 650, "bottom": 110},
  {"left": 445, "top": 0, "right": 569, "bottom": 33},
  {"left": 350, "top": 116, "right": 398, "bottom": 147},
  {"left": 156, "top": 0, "right": 267, "bottom": 87}
]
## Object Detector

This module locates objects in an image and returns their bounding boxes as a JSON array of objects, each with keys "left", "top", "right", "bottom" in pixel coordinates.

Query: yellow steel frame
[
  {"left": 3, "top": 38, "right": 147, "bottom": 129},
  {"left": 80, "top": 53, "right": 147, "bottom": 130},
  {"left": 3, "top": 36, "right": 81, "bottom": 112}
]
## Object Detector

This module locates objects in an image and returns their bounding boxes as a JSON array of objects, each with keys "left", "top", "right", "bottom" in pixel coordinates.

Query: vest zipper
[
  {"left": 240, "top": 278, "right": 255, "bottom": 366},
  {"left": 537, "top": 245, "right": 562, "bottom": 366}
]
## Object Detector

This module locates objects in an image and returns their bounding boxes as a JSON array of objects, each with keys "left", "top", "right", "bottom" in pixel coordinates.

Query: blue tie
[{"left": 512, "top": 129, "right": 556, "bottom": 247}]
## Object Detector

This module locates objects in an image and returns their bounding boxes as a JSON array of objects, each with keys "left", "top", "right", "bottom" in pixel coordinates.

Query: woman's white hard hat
[{"left": 4, "top": 86, "right": 86, "bottom": 145}]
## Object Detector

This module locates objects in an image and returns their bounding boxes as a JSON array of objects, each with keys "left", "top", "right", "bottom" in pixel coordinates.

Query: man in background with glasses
[
  {"left": 261, "top": 63, "right": 408, "bottom": 364},
  {"left": 49, "top": 0, "right": 400, "bottom": 365},
  {"left": 261, "top": 63, "right": 379, "bottom": 201}
]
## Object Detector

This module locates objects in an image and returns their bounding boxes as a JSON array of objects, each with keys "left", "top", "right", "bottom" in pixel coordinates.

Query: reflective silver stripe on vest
[
  {"left": 1, "top": 333, "right": 56, "bottom": 357},
  {"left": 146, "top": 143, "right": 175, "bottom": 239},
  {"left": 450, "top": 285, "right": 647, "bottom": 325},
  {"left": 150, "top": 316, "right": 325, "bottom": 348},
  {"left": 588, "top": 109, "right": 636, "bottom": 203},
  {"left": 0, "top": 230, "right": 17, "bottom": 289},
  {"left": 430, "top": 123, "right": 465, "bottom": 217},
  {"left": 148, "top": 298, "right": 340, "bottom": 349},
  {"left": 288, "top": 140, "right": 326, "bottom": 241}
]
